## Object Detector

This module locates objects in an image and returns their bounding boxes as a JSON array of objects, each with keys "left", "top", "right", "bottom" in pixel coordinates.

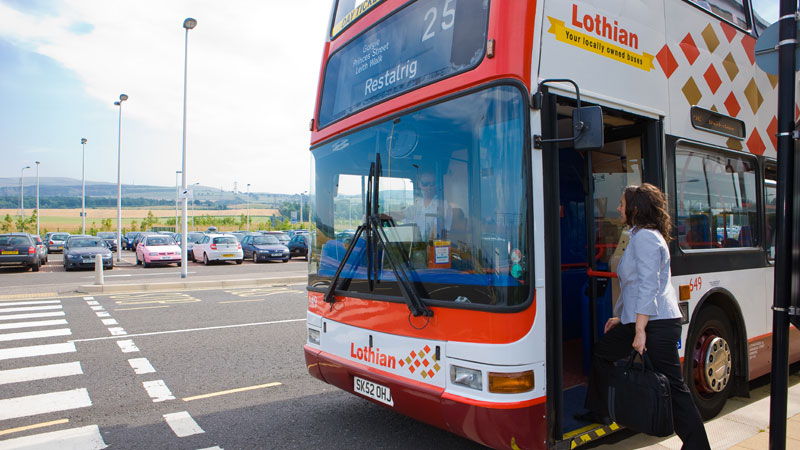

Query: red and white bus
[{"left": 304, "top": 1, "right": 798, "bottom": 448}]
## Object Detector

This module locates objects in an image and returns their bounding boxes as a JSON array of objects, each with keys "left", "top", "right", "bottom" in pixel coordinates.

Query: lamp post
[
  {"left": 180, "top": 17, "right": 197, "bottom": 279},
  {"left": 114, "top": 94, "right": 128, "bottom": 262},
  {"left": 246, "top": 183, "right": 251, "bottom": 232},
  {"left": 191, "top": 182, "right": 199, "bottom": 231},
  {"left": 299, "top": 191, "right": 307, "bottom": 229},
  {"left": 35, "top": 161, "right": 40, "bottom": 236},
  {"left": 175, "top": 170, "right": 181, "bottom": 232},
  {"left": 81, "top": 138, "right": 87, "bottom": 234},
  {"left": 20, "top": 165, "right": 30, "bottom": 227}
]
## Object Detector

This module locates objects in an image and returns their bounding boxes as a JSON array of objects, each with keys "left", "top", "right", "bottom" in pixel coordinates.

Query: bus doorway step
[{"left": 559, "top": 422, "right": 622, "bottom": 449}]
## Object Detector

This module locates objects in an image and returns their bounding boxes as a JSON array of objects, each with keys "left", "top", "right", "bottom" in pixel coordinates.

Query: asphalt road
[{"left": 0, "top": 286, "right": 487, "bottom": 450}]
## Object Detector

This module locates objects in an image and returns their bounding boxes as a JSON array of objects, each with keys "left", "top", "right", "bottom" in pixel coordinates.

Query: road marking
[
  {"left": 128, "top": 358, "right": 156, "bottom": 374},
  {"left": 0, "top": 292, "right": 58, "bottom": 301},
  {"left": 0, "top": 418, "right": 69, "bottom": 437},
  {"left": 107, "top": 327, "right": 127, "bottom": 336},
  {"left": 81, "top": 271, "right": 197, "bottom": 279},
  {"left": 83, "top": 297, "right": 94, "bottom": 301},
  {"left": 0, "top": 328, "right": 72, "bottom": 342},
  {"left": 90, "top": 306, "right": 105, "bottom": 311},
  {"left": 0, "top": 311, "right": 66, "bottom": 321},
  {"left": 101, "top": 318, "right": 118, "bottom": 326},
  {"left": 116, "top": 339, "right": 139, "bottom": 353},
  {"left": 163, "top": 411, "right": 205, "bottom": 437},
  {"left": 0, "top": 388, "right": 92, "bottom": 420},
  {"left": 0, "top": 362, "right": 83, "bottom": 385},
  {"left": 86, "top": 301, "right": 100, "bottom": 306},
  {"left": 70, "top": 318, "right": 306, "bottom": 343},
  {"left": 143, "top": 380, "right": 175, "bottom": 402},
  {"left": 0, "top": 319, "right": 69, "bottom": 331},
  {"left": 115, "top": 305, "right": 169, "bottom": 311},
  {"left": 225, "top": 288, "right": 304, "bottom": 298},
  {"left": 0, "top": 300, "right": 61, "bottom": 307},
  {"left": 197, "top": 447, "right": 223, "bottom": 450},
  {"left": 219, "top": 299, "right": 266, "bottom": 304},
  {"left": 0, "top": 305, "right": 63, "bottom": 313},
  {"left": 183, "top": 382, "right": 282, "bottom": 402},
  {"left": 96, "top": 311, "right": 111, "bottom": 317},
  {"left": 110, "top": 292, "right": 200, "bottom": 305},
  {"left": 0, "top": 424, "right": 106, "bottom": 450},
  {"left": 0, "top": 342, "right": 77, "bottom": 361}
]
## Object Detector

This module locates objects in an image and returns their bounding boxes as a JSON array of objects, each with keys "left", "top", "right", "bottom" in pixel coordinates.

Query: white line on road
[
  {"left": 143, "top": 380, "right": 175, "bottom": 402},
  {"left": 0, "top": 342, "right": 76, "bottom": 361},
  {"left": 86, "top": 301, "right": 100, "bottom": 306},
  {"left": 0, "top": 300, "right": 61, "bottom": 307},
  {"left": 196, "top": 447, "right": 223, "bottom": 450},
  {"left": 0, "top": 361, "right": 83, "bottom": 385},
  {"left": 0, "top": 388, "right": 92, "bottom": 420},
  {"left": 0, "top": 305, "right": 62, "bottom": 313},
  {"left": 0, "top": 319, "right": 69, "bottom": 331},
  {"left": 83, "top": 296, "right": 95, "bottom": 301},
  {"left": 70, "top": 318, "right": 306, "bottom": 343},
  {"left": 101, "top": 318, "right": 118, "bottom": 326},
  {"left": 163, "top": 411, "right": 205, "bottom": 437},
  {"left": 0, "top": 311, "right": 66, "bottom": 321},
  {"left": 0, "top": 328, "right": 71, "bottom": 342},
  {"left": 90, "top": 306, "right": 104, "bottom": 311},
  {"left": 107, "top": 327, "right": 127, "bottom": 336},
  {"left": 116, "top": 339, "right": 139, "bottom": 353},
  {"left": 81, "top": 271, "right": 196, "bottom": 279},
  {"left": 0, "top": 425, "right": 107, "bottom": 450},
  {"left": 128, "top": 358, "right": 156, "bottom": 374},
  {"left": 96, "top": 311, "right": 110, "bottom": 317}
]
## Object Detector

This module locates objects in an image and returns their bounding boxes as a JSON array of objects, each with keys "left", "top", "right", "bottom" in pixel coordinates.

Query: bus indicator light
[{"left": 489, "top": 371, "right": 535, "bottom": 394}]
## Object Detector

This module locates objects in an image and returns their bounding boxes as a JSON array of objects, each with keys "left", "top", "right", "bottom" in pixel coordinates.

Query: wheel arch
[{"left": 690, "top": 287, "right": 749, "bottom": 398}]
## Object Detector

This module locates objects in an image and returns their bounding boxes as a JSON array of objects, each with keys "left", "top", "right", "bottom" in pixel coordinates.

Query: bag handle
[{"left": 625, "top": 350, "right": 656, "bottom": 372}]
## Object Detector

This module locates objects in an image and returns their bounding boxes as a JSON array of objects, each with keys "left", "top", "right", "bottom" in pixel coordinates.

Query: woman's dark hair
[{"left": 623, "top": 183, "right": 673, "bottom": 242}]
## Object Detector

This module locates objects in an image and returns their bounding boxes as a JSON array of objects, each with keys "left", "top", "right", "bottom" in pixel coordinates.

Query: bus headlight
[
  {"left": 489, "top": 370, "right": 535, "bottom": 394},
  {"left": 308, "top": 328, "right": 320, "bottom": 345},
  {"left": 450, "top": 365, "right": 482, "bottom": 391}
]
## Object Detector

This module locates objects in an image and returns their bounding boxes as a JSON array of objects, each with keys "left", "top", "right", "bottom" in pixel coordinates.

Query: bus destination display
[{"left": 318, "top": 0, "right": 489, "bottom": 128}]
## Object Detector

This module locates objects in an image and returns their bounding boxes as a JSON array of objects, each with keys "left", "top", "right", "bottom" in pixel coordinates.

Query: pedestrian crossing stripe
[{"left": 563, "top": 422, "right": 621, "bottom": 449}]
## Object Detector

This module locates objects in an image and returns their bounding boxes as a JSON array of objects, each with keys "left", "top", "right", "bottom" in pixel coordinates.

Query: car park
[
  {"left": 287, "top": 234, "right": 310, "bottom": 260},
  {"left": 241, "top": 234, "right": 289, "bottom": 263},
  {"left": 123, "top": 232, "right": 141, "bottom": 251},
  {"left": 47, "top": 232, "right": 71, "bottom": 253},
  {"left": 0, "top": 233, "right": 41, "bottom": 271},
  {"left": 192, "top": 234, "right": 243, "bottom": 265},
  {"left": 96, "top": 232, "right": 118, "bottom": 251},
  {"left": 32, "top": 235, "right": 48, "bottom": 264},
  {"left": 262, "top": 231, "right": 290, "bottom": 246},
  {"left": 63, "top": 236, "right": 113, "bottom": 271},
  {"left": 136, "top": 234, "right": 181, "bottom": 268}
]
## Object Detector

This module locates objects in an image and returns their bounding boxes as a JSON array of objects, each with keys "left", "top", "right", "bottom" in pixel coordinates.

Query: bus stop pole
[{"left": 768, "top": 2, "right": 797, "bottom": 449}]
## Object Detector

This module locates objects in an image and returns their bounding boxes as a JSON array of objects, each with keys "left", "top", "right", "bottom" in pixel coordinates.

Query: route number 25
[
  {"left": 422, "top": 0, "right": 456, "bottom": 42},
  {"left": 689, "top": 276, "right": 702, "bottom": 292}
]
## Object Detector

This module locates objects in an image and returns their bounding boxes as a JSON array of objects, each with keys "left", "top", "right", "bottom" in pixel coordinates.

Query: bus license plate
[{"left": 353, "top": 376, "right": 393, "bottom": 406}]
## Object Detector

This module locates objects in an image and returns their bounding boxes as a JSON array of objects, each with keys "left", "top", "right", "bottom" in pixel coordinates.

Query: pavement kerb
[{"left": 77, "top": 276, "right": 308, "bottom": 294}]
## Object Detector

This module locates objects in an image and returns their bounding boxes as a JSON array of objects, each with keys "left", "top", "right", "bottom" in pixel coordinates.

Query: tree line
[{"left": 0, "top": 196, "right": 227, "bottom": 209}]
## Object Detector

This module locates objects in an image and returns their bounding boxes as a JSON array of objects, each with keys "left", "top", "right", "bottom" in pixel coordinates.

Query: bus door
[{"left": 539, "top": 92, "right": 662, "bottom": 444}]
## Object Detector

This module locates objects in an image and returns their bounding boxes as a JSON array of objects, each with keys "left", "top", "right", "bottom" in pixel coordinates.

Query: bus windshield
[{"left": 310, "top": 84, "right": 530, "bottom": 307}]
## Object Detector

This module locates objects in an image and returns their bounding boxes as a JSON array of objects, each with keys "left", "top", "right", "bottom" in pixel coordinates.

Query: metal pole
[
  {"left": 247, "top": 183, "right": 250, "bottom": 232},
  {"left": 115, "top": 96, "right": 127, "bottom": 263},
  {"left": 180, "top": 17, "right": 196, "bottom": 278},
  {"left": 81, "top": 139, "right": 86, "bottom": 235},
  {"left": 769, "top": 2, "right": 797, "bottom": 449},
  {"left": 20, "top": 166, "right": 29, "bottom": 227},
  {"left": 35, "top": 161, "right": 40, "bottom": 236},
  {"left": 175, "top": 171, "right": 181, "bottom": 233},
  {"left": 300, "top": 193, "right": 303, "bottom": 229}
]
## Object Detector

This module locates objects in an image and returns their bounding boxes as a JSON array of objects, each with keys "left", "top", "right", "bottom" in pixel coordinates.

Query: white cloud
[{"left": 0, "top": 0, "right": 331, "bottom": 194}]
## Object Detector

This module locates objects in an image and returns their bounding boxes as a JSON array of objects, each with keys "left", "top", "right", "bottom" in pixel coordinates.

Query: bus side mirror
[{"left": 573, "top": 106, "right": 604, "bottom": 151}]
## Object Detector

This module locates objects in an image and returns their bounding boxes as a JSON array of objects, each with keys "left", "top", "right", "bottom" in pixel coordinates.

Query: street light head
[
  {"left": 119, "top": 94, "right": 129, "bottom": 102},
  {"left": 176, "top": 170, "right": 182, "bottom": 174},
  {"left": 35, "top": 161, "right": 40, "bottom": 165},
  {"left": 114, "top": 101, "right": 120, "bottom": 106},
  {"left": 81, "top": 138, "right": 87, "bottom": 144},
  {"left": 23, "top": 166, "right": 30, "bottom": 170},
  {"left": 183, "top": 18, "right": 197, "bottom": 29}
]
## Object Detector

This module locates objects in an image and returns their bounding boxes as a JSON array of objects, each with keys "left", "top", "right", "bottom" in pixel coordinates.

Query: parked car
[
  {"left": 287, "top": 234, "right": 310, "bottom": 260},
  {"left": 95, "top": 232, "right": 118, "bottom": 252},
  {"left": 63, "top": 236, "right": 113, "bottom": 271},
  {"left": 191, "top": 234, "right": 243, "bottom": 265},
  {"left": 132, "top": 232, "right": 157, "bottom": 252},
  {"left": 47, "top": 232, "right": 71, "bottom": 253},
  {"left": 177, "top": 232, "right": 207, "bottom": 261},
  {"left": 241, "top": 234, "right": 289, "bottom": 263},
  {"left": 136, "top": 234, "right": 181, "bottom": 268},
  {"left": 32, "top": 235, "right": 48, "bottom": 264},
  {"left": 0, "top": 233, "right": 41, "bottom": 271},
  {"left": 123, "top": 232, "right": 141, "bottom": 251},
  {"left": 262, "top": 231, "right": 290, "bottom": 246}
]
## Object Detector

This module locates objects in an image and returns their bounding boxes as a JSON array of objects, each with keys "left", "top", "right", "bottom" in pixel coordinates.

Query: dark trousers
[{"left": 584, "top": 318, "right": 711, "bottom": 450}]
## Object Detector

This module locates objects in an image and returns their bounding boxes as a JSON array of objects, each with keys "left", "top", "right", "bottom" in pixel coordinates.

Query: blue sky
[{"left": 0, "top": 1, "right": 330, "bottom": 194}]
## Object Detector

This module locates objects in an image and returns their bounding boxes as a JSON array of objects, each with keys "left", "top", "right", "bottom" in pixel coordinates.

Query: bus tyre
[{"left": 685, "top": 304, "right": 734, "bottom": 420}]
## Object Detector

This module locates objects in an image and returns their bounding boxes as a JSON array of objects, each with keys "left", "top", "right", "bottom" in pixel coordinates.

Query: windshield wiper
[{"left": 324, "top": 154, "right": 432, "bottom": 318}]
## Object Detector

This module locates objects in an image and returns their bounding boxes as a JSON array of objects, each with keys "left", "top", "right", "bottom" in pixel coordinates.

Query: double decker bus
[{"left": 304, "top": 1, "right": 798, "bottom": 448}]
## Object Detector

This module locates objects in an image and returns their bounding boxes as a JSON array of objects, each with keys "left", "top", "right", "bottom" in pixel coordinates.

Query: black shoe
[{"left": 574, "top": 411, "right": 612, "bottom": 425}]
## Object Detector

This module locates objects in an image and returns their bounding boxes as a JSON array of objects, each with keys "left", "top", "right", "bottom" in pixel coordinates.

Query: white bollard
[{"left": 94, "top": 253, "right": 104, "bottom": 285}]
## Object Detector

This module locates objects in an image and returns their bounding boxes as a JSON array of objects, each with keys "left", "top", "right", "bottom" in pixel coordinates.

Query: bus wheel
[{"left": 685, "top": 304, "right": 734, "bottom": 420}]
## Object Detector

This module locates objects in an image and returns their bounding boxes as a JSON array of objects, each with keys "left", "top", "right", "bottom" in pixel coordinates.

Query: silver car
[
  {"left": 192, "top": 234, "right": 243, "bottom": 265},
  {"left": 47, "top": 232, "right": 71, "bottom": 253}
]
